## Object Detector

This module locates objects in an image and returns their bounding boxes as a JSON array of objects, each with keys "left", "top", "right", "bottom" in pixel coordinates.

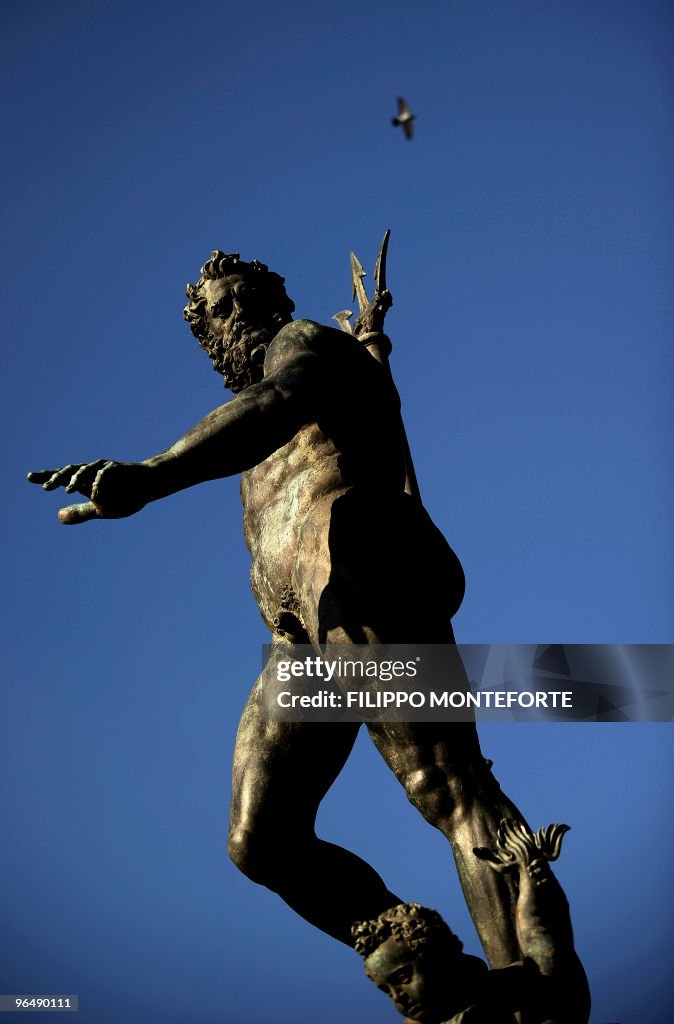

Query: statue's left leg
[
  {"left": 366, "top": 709, "right": 526, "bottom": 969},
  {"left": 228, "top": 641, "right": 402, "bottom": 944}
]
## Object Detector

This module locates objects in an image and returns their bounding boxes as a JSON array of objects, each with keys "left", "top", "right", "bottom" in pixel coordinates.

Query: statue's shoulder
[{"left": 265, "top": 319, "right": 356, "bottom": 373}]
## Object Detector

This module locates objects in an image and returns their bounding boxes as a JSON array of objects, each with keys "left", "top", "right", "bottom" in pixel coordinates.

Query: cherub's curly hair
[
  {"left": 183, "top": 250, "right": 295, "bottom": 346},
  {"left": 352, "top": 903, "right": 463, "bottom": 960}
]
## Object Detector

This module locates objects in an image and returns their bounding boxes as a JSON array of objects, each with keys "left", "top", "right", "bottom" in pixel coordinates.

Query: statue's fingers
[
  {"left": 473, "top": 847, "right": 512, "bottom": 872},
  {"left": 90, "top": 461, "right": 115, "bottom": 502},
  {"left": 529, "top": 860, "right": 548, "bottom": 881},
  {"left": 57, "top": 501, "right": 100, "bottom": 525},
  {"left": 64, "top": 460, "right": 106, "bottom": 494},
  {"left": 27, "top": 469, "right": 59, "bottom": 485},
  {"left": 41, "top": 464, "right": 79, "bottom": 491},
  {"left": 64, "top": 464, "right": 88, "bottom": 494}
]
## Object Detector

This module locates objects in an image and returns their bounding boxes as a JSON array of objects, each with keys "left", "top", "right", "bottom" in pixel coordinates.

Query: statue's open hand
[
  {"left": 27, "top": 460, "right": 151, "bottom": 525},
  {"left": 473, "top": 819, "right": 569, "bottom": 875}
]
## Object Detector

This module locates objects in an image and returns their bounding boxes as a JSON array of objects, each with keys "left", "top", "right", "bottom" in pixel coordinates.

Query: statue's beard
[{"left": 204, "top": 312, "right": 290, "bottom": 392}]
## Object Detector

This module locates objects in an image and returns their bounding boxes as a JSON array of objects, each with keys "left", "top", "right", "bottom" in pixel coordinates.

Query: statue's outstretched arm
[{"left": 27, "top": 350, "right": 321, "bottom": 525}]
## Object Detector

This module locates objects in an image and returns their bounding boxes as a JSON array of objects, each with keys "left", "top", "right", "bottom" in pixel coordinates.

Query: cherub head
[
  {"left": 184, "top": 251, "right": 295, "bottom": 392},
  {"left": 352, "top": 903, "right": 477, "bottom": 1023}
]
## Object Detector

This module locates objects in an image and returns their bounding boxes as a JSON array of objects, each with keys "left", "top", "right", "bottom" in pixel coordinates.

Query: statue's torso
[
  {"left": 239, "top": 320, "right": 463, "bottom": 636},
  {"left": 239, "top": 320, "right": 402, "bottom": 629},
  {"left": 240, "top": 419, "right": 348, "bottom": 628}
]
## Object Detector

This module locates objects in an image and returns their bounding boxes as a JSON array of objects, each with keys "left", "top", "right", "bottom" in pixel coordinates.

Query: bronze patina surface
[
  {"left": 355, "top": 821, "right": 590, "bottom": 1023},
  {"left": 28, "top": 241, "right": 560, "bottom": 984}
]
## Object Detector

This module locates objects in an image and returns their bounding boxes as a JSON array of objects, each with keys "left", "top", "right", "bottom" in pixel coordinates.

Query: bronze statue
[
  {"left": 28, "top": 241, "right": 531, "bottom": 969},
  {"left": 354, "top": 821, "right": 590, "bottom": 1024}
]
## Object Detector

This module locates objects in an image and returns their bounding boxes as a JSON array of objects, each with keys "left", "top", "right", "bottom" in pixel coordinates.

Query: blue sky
[{"left": 2, "top": 2, "right": 672, "bottom": 1022}]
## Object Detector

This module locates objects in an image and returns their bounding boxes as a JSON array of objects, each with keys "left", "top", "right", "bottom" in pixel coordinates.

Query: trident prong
[
  {"left": 373, "top": 229, "right": 390, "bottom": 297},
  {"left": 332, "top": 309, "right": 354, "bottom": 334},
  {"left": 332, "top": 230, "right": 393, "bottom": 338},
  {"left": 350, "top": 252, "right": 369, "bottom": 314}
]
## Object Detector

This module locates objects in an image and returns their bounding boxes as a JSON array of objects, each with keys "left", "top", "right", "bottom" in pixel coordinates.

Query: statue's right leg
[
  {"left": 366, "top": 713, "right": 525, "bottom": 968},
  {"left": 228, "top": 641, "right": 402, "bottom": 945}
]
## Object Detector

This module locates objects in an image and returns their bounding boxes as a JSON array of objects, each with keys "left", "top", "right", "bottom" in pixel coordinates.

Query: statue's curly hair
[
  {"left": 183, "top": 250, "right": 295, "bottom": 347},
  {"left": 352, "top": 903, "right": 463, "bottom": 960}
]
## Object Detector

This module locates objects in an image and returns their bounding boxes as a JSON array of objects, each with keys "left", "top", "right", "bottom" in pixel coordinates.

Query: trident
[{"left": 332, "top": 230, "right": 421, "bottom": 502}]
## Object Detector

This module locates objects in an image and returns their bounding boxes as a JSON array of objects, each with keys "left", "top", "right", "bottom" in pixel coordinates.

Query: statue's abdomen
[{"left": 240, "top": 423, "right": 347, "bottom": 631}]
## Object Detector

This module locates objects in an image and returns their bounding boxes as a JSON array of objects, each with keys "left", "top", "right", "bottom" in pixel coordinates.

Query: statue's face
[
  {"left": 200, "top": 273, "right": 291, "bottom": 391},
  {"left": 203, "top": 274, "right": 269, "bottom": 347},
  {"left": 365, "top": 938, "right": 448, "bottom": 1022}
]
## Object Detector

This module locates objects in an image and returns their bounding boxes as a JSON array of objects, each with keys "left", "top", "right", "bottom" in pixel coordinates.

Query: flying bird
[{"left": 392, "top": 97, "right": 416, "bottom": 140}]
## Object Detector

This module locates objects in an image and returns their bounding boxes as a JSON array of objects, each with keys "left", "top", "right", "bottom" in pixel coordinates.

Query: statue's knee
[
  {"left": 228, "top": 825, "right": 273, "bottom": 885},
  {"left": 227, "top": 825, "right": 250, "bottom": 874},
  {"left": 403, "top": 764, "right": 458, "bottom": 821},
  {"left": 228, "top": 823, "right": 310, "bottom": 893},
  {"left": 404, "top": 757, "right": 494, "bottom": 821}
]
